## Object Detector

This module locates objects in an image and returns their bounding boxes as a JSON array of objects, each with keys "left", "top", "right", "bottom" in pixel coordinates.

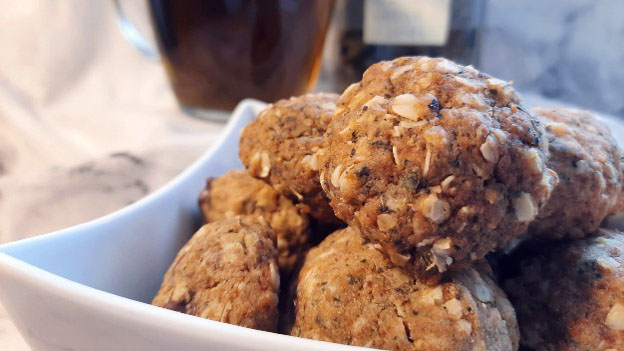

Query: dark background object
[{"left": 148, "top": 0, "right": 334, "bottom": 111}]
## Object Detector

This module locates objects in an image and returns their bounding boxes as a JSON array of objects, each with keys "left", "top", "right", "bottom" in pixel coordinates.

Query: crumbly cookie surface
[
  {"left": 530, "top": 108, "right": 624, "bottom": 239},
  {"left": 319, "top": 56, "right": 556, "bottom": 280},
  {"left": 289, "top": 227, "right": 519, "bottom": 351},
  {"left": 502, "top": 229, "right": 624, "bottom": 351},
  {"left": 199, "top": 170, "right": 310, "bottom": 272},
  {"left": 239, "top": 93, "right": 341, "bottom": 225},
  {"left": 152, "top": 217, "right": 280, "bottom": 332}
]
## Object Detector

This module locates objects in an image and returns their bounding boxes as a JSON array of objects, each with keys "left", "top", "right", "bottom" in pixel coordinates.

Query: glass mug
[{"left": 114, "top": 0, "right": 335, "bottom": 121}]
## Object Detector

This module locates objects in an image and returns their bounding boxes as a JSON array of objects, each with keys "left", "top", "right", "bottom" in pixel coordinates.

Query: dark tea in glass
[{"left": 148, "top": 0, "right": 334, "bottom": 118}]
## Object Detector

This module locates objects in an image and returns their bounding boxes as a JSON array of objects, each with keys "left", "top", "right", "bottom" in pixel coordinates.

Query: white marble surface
[
  {"left": 0, "top": 1, "right": 621, "bottom": 350},
  {"left": 480, "top": 0, "right": 624, "bottom": 118}
]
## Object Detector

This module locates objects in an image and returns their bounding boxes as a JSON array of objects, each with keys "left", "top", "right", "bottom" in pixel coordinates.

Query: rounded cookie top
[
  {"left": 289, "top": 227, "right": 519, "bottom": 351},
  {"left": 502, "top": 229, "right": 624, "bottom": 350},
  {"left": 152, "top": 217, "right": 280, "bottom": 332},
  {"left": 239, "top": 93, "right": 341, "bottom": 225},
  {"left": 530, "top": 108, "right": 624, "bottom": 239},
  {"left": 199, "top": 170, "right": 310, "bottom": 273},
  {"left": 319, "top": 56, "right": 556, "bottom": 279}
]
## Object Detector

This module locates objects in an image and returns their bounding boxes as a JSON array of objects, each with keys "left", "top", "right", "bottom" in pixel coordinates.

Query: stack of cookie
[{"left": 152, "top": 57, "right": 624, "bottom": 351}]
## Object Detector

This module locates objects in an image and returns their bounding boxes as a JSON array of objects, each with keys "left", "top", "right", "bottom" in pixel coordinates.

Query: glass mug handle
[{"left": 112, "top": 0, "right": 160, "bottom": 61}]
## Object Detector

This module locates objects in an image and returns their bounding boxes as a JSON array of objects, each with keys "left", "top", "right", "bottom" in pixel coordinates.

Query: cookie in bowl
[
  {"left": 288, "top": 226, "right": 519, "bottom": 351},
  {"left": 319, "top": 56, "right": 557, "bottom": 280},
  {"left": 199, "top": 169, "right": 310, "bottom": 273},
  {"left": 529, "top": 108, "right": 624, "bottom": 240},
  {"left": 152, "top": 216, "right": 280, "bottom": 332},
  {"left": 502, "top": 228, "right": 624, "bottom": 351},
  {"left": 239, "top": 93, "right": 342, "bottom": 226}
]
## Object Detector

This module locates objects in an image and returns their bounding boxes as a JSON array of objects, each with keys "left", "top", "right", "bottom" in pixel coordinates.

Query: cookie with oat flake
[
  {"left": 152, "top": 217, "right": 280, "bottom": 332},
  {"left": 319, "top": 56, "right": 557, "bottom": 281},
  {"left": 530, "top": 108, "right": 624, "bottom": 240},
  {"left": 289, "top": 226, "right": 519, "bottom": 351},
  {"left": 502, "top": 228, "right": 624, "bottom": 351},
  {"left": 199, "top": 170, "right": 310, "bottom": 273},
  {"left": 239, "top": 93, "right": 342, "bottom": 226}
]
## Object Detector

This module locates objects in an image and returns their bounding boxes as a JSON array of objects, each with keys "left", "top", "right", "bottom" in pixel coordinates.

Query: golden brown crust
[
  {"left": 239, "top": 93, "right": 342, "bottom": 225},
  {"left": 290, "top": 227, "right": 519, "bottom": 351},
  {"left": 152, "top": 217, "right": 280, "bottom": 332},
  {"left": 319, "top": 56, "right": 556, "bottom": 281},
  {"left": 198, "top": 170, "right": 310, "bottom": 273},
  {"left": 530, "top": 108, "right": 624, "bottom": 239},
  {"left": 503, "top": 229, "right": 624, "bottom": 351}
]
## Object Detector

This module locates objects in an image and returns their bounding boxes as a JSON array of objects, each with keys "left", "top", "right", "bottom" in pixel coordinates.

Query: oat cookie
[
  {"left": 152, "top": 217, "right": 280, "bottom": 332},
  {"left": 502, "top": 229, "right": 624, "bottom": 351},
  {"left": 199, "top": 170, "right": 310, "bottom": 273},
  {"left": 239, "top": 93, "right": 341, "bottom": 225},
  {"left": 289, "top": 227, "right": 519, "bottom": 350},
  {"left": 530, "top": 108, "right": 624, "bottom": 239},
  {"left": 319, "top": 56, "right": 556, "bottom": 280}
]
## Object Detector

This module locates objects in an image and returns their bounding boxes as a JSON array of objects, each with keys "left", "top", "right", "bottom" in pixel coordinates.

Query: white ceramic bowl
[
  {"left": 0, "top": 100, "right": 370, "bottom": 351},
  {"left": 2, "top": 100, "right": 624, "bottom": 351}
]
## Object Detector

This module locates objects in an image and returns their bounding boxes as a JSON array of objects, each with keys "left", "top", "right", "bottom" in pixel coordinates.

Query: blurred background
[
  {"left": 320, "top": 0, "right": 624, "bottom": 117},
  {"left": 481, "top": 0, "right": 624, "bottom": 117},
  {"left": 0, "top": 1, "right": 622, "bottom": 348}
]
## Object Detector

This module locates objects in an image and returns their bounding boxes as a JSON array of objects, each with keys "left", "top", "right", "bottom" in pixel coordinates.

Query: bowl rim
[
  {"left": 0, "top": 253, "right": 365, "bottom": 350},
  {"left": 0, "top": 98, "right": 266, "bottom": 253}
]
